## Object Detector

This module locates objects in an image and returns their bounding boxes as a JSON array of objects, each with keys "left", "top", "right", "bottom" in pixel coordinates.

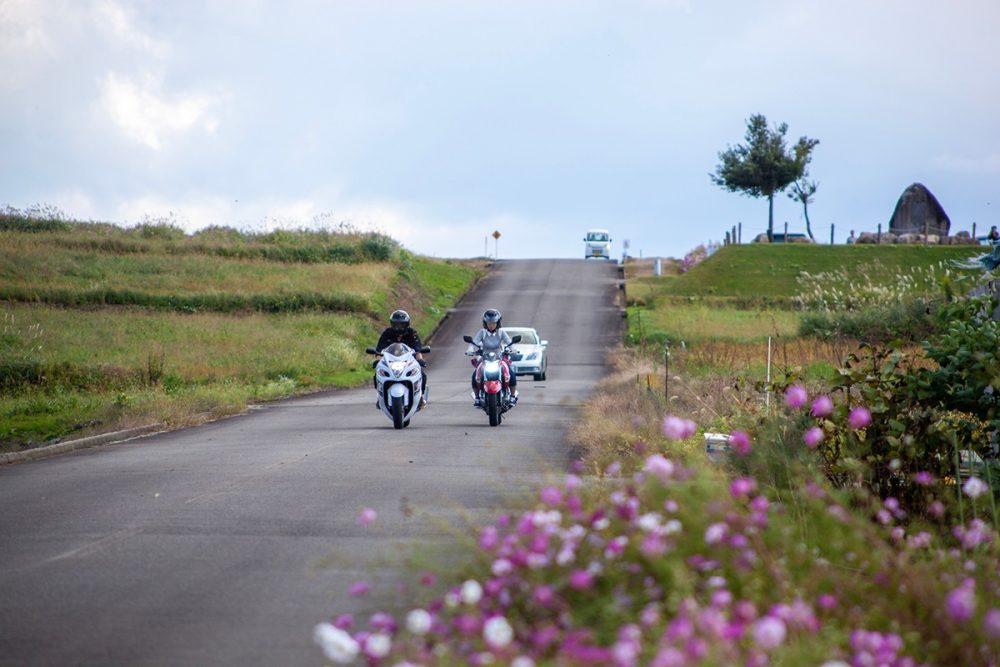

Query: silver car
[{"left": 503, "top": 327, "right": 548, "bottom": 381}]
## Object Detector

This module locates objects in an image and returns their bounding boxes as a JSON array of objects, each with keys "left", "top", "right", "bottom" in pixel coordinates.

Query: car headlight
[{"left": 524, "top": 351, "right": 539, "bottom": 361}]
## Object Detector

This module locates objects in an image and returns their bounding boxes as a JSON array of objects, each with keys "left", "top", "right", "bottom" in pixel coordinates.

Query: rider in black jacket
[{"left": 375, "top": 310, "right": 427, "bottom": 407}]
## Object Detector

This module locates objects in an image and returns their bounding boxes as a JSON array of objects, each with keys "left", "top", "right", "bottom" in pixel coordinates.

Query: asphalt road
[{"left": 0, "top": 259, "right": 622, "bottom": 666}]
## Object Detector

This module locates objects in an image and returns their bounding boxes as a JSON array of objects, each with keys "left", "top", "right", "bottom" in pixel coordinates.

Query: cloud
[
  {"left": 95, "top": 0, "right": 169, "bottom": 57},
  {"left": 99, "top": 72, "right": 219, "bottom": 150}
]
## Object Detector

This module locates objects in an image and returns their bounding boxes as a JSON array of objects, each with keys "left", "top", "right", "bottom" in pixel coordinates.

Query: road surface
[{"left": 0, "top": 259, "right": 621, "bottom": 666}]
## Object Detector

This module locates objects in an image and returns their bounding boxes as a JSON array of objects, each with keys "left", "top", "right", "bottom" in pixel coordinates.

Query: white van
[{"left": 583, "top": 229, "right": 612, "bottom": 259}]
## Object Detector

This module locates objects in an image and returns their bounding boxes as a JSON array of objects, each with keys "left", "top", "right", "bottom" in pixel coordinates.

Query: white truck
[{"left": 583, "top": 229, "right": 612, "bottom": 259}]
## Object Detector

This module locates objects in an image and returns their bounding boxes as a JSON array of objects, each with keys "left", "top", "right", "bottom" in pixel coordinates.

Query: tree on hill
[
  {"left": 711, "top": 114, "right": 819, "bottom": 241},
  {"left": 788, "top": 177, "right": 819, "bottom": 241}
]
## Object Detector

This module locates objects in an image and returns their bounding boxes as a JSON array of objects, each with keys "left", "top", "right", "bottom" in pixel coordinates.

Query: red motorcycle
[{"left": 463, "top": 334, "right": 521, "bottom": 426}]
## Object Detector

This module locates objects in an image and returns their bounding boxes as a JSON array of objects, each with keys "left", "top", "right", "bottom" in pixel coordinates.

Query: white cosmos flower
[
  {"left": 406, "top": 608, "right": 432, "bottom": 635},
  {"left": 532, "top": 510, "right": 562, "bottom": 527},
  {"left": 365, "top": 633, "right": 392, "bottom": 659},
  {"left": 313, "top": 623, "right": 359, "bottom": 664},
  {"left": 963, "top": 476, "right": 989, "bottom": 499},
  {"left": 663, "top": 519, "right": 682, "bottom": 535},
  {"left": 460, "top": 579, "right": 483, "bottom": 605},
  {"left": 637, "top": 512, "right": 662, "bottom": 532},
  {"left": 491, "top": 558, "right": 513, "bottom": 576},
  {"left": 483, "top": 616, "right": 514, "bottom": 647},
  {"left": 511, "top": 657, "right": 536, "bottom": 667}
]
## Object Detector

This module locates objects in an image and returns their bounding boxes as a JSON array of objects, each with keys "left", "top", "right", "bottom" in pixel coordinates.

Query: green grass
[
  {"left": 623, "top": 244, "right": 983, "bottom": 379},
  {"left": 0, "top": 219, "right": 483, "bottom": 451},
  {"left": 639, "top": 243, "right": 981, "bottom": 299}
]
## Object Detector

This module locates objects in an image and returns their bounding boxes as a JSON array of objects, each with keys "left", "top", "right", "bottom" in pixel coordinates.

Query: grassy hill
[
  {"left": 0, "top": 212, "right": 483, "bottom": 451},
  {"left": 624, "top": 242, "right": 987, "bottom": 379},
  {"left": 630, "top": 243, "right": 982, "bottom": 301}
]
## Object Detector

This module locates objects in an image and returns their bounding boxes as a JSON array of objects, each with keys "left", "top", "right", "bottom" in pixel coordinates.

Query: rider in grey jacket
[{"left": 466, "top": 308, "right": 518, "bottom": 407}]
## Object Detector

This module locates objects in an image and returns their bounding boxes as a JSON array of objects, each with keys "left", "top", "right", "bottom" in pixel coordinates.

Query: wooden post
[
  {"left": 830, "top": 223, "right": 835, "bottom": 245},
  {"left": 738, "top": 222, "right": 742, "bottom": 243},
  {"left": 784, "top": 221, "right": 788, "bottom": 242},
  {"left": 725, "top": 231, "right": 731, "bottom": 245},
  {"left": 877, "top": 223, "right": 882, "bottom": 244},
  {"left": 664, "top": 341, "right": 670, "bottom": 402},
  {"left": 973, "top": 222, "right": 977, "bottom": 240}
]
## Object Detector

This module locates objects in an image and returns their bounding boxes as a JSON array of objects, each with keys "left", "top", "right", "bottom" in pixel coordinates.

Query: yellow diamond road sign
[{"left": 492, "top": 230, "right": 501, "bottom": 240}]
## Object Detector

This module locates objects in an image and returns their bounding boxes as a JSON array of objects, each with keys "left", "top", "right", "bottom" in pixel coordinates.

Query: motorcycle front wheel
[
  {"left": 487, "top": 393, "right": 501, "bottom": 427},
  {"left": 391, "top": 395, "right": 405, "bottom": 429}
]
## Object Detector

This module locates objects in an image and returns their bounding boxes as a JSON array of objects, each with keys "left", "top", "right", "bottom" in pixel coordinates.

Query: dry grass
[
  {"left": 570, "top": 348, "right": 764, "bottom": 473},
  {"left": 623, "top": 257, "right": 680, "bottom": 280},
  {"left": 0, "top": 239, "right": 396, "bottom": 298}
]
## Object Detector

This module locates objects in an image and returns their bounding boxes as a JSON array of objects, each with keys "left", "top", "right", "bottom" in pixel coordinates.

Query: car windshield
[
  {"left": 503, "top": 328, "right": 538, "bottom": 344},
  {"left": 587, "top": 232, "right": 609, "bottom": 242}
]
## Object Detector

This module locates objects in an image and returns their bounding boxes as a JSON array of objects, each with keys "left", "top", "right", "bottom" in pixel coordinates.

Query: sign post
[{"left": 492, "top": 230, "right": 501, "bottom": 260}]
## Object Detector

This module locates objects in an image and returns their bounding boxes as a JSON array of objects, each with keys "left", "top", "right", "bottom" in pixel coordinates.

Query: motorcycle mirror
[
  {"left": 365, "top": 346, "right": 377, "bottom": 354},
  {"left": 510, "top": 335, "right": 522, "bottom": 343},
  {"left": 462, "top": 335, "right": 474, "bottom": 344},
  {"left": 420, "top": 346, "right": 431, "bottom": 354}
]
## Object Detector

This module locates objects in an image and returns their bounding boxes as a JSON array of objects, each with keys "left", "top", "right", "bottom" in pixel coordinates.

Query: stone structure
[{"left": 888, "top": 183, "right": 951, "bottom": 237}]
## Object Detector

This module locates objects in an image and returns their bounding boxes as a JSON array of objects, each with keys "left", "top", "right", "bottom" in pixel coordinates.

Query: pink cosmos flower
[
  {"left": 803, "top": 426, "right": 824, "bottom": 449},
  {"left": 847, "top": 406, "right": 871, "bottom": 429},
  {"left": 729, "top": 431, "right": 752, "bottom": 455},
  {"left": 568, "top": 569, "right": 595, "bottom": 590},
  {"left": 784, "top": 384, "right": 808, "bottom": 409},
  {"left": 540, "top": 486, "right": 563, "bottom": 506},
  {"left": 644, "top": 454, "right": 676, "bottom": 481},
  {"left": 752, "top": 616, "right": 787, "bottom": 649},
  {"left": 729, "top": 477, "right": 757, "bottom": 497},
  {"left": 928, "top": 500, "right": 945, "bottom": 519},
  {"left": 984, "top": 608, "right": 1000, "bottom": 639},
  {"left": 663, "top": 415, "right": 697, "bottom": 440},
  {"left": 357, "top": 507, "right": 377, "bottom": 526},
  {"left": 479, "top": 526, "right": 499, "bottom": 551},
  {"left": 816, "top": 594, "right": 838, "bottom": 610},
  {"left": 532, "top": 585, "right": 554, "bottom": 607},
  {"left": 945, "top": 579, "right": 976, "bottom": 621},
  {"left": 705, "top": 522, "right": 728, "bottom": 545},
  {"left": 369, "top": 612, "right": 397, "bottom": 633},
  {"left": 349, "top": 580, "right": 370, "bottom": 598},
  {"left": 333, "top": 613, "right": 354, "bottom": 630},
  {"left": 913, "top": 471, "right": 935, "bottom": 486},
  {"left": 810, "top": 395, "right": 833, "bottom": 417},
  {"left": 651, "top": 647, "right": 686, "bottom": 667}
]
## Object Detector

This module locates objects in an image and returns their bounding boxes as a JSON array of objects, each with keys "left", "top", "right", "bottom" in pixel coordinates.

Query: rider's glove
[
  {"left": 418, "top": 359, "right": 426, "bottom": 367},
  {"left": 371, "top": 359, "right": 379, "bottom": 369}
]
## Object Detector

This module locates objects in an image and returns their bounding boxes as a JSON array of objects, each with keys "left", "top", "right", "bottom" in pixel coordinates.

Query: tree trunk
[
  {"left": 804, "top": 202, "right": 814, "bottom": 241},
  {"left": 767, "top": 194, "right": 774, "bottom": 242}
]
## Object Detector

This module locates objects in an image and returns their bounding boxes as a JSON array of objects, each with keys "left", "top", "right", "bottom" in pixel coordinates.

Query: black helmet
[
  {"left": 390, "top": 309, "right": 411, "bottom": 330},
  {"left": 482, "top": 308, "right": 502, "bottom": 329}
]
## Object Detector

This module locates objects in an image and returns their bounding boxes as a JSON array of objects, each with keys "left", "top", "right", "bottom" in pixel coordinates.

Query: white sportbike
[{"left": 365, "top": 342, "right": 430, "bottom": 429}]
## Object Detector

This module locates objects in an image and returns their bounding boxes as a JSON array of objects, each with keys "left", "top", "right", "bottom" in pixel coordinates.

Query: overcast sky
[{"left": 2, "top": 0, "right": 998, "bottom": 259}]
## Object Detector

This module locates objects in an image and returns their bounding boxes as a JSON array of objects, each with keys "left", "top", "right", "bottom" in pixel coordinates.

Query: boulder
[
  {"left": 857, "top": 232, "right": 879, "bottom": 244},
  {"left": 752, "top": 233, "right": 770, "bottom": 243},
  {"left": 888, "top": 183, "right": 951, "bottom": 237}
]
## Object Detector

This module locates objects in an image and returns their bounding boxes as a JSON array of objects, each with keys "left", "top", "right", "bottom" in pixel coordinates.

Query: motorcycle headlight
[{"left": 389, "top": 360, "right": 407, "bottom": 375}]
